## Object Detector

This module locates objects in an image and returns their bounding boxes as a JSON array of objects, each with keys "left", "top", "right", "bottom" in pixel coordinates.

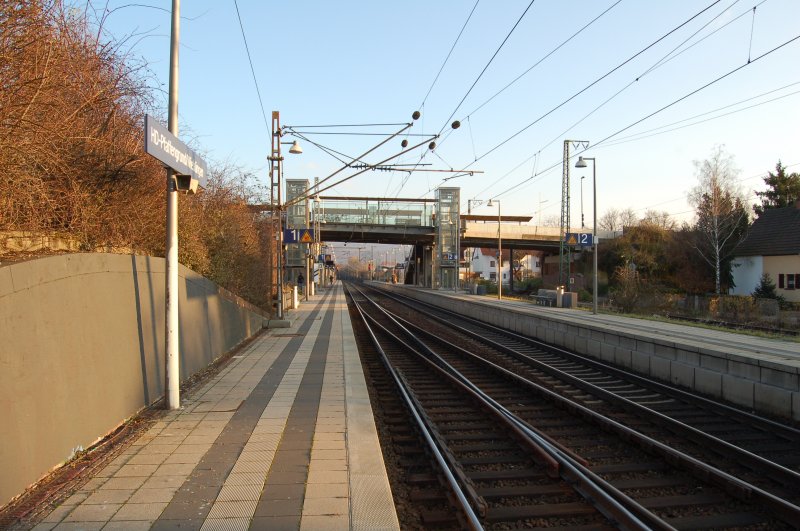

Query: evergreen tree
[
  {"left": 753, "top": 161, "right": 800, "bottom": 218},
  {"left": 752, "top": 273, "right": 778, "bottom": 299},
  {"left": 751, "top": 273, "right": 785, "bottom": 305}
]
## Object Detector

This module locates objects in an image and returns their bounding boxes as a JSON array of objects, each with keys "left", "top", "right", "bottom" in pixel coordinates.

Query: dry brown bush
[{"left": 0, "top": 1, "right": 275, "bottom": 311}]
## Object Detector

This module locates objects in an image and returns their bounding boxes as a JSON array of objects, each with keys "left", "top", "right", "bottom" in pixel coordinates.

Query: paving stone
[
  {"left": 82, "top": 489, "right": 135, "bottom": 505},
  {"left": 62, "top": 502, "right": 121, "bottom": 522},
  {"left": 302, "top": 497, "right": 348, "bottom": 516},
  {"left": 205, "top": 500, "right": 258, "bottom": 519},
  {"left": 51, "top": 522, "right": 104, "bottom": 530},
  {"left": 304, "top": 483, "right": 348, "bottom": 499},
  {"left": 94, "top": 477, "right": 147, "bottom": 491},
  {"left": 41, "top": 505, "right": 75, "bottom": 523},
  {"left": 300, "top": 514, "right": 349, "bottom": 530},
  {"left": 111, "top": 502, "right": 169, "bottom": 521},
  {"left": 113, "top": 464, "right": 159, "bottom": 477},
  {"left": 101, "top": 520, "right": 154, "bottom": 530},
  {"left": 199, "top": 518, "right": 250, "bottom": 531},
  {"left": 249, "top": 516, "right": 299, "bottom": 530},
  {"left": 128, "top": 487, "right": 180, "bottom": 504}
]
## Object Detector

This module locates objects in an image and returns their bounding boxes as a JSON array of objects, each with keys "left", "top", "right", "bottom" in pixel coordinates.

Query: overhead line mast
[{"left": 560, "top": 140, "right": 588, "bottom": 286}]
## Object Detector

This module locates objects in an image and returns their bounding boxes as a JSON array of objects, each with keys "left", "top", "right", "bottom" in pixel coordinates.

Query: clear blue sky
[{"left": 83, "top": 0, "right": 799, "bottom": 229}]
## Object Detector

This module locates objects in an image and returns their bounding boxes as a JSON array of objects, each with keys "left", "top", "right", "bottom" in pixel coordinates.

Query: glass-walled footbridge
[{"left": 282, "top": 182, "right": 568, "bottom": 289}]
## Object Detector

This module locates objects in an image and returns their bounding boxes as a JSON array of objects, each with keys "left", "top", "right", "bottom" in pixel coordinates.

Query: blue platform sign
[
  {"left": 144, "top": 115, "right": 208, "bottom": 188},
  {"left": 565, "top": 232, "right": 594, "bottom": 247},
  {"left": 283, "top": 228, "right": 314, "bottom": 244}
]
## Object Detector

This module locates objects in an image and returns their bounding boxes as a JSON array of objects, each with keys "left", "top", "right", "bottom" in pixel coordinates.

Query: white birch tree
[{"left": 688, "top": 146, "right": 749, "bottom": 295}]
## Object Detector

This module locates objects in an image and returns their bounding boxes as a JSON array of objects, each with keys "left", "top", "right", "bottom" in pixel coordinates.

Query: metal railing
[{"left": 318, "top": 198, "right": 435, "bottom": 227}]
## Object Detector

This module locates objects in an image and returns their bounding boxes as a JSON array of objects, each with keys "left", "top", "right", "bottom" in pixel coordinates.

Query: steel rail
[
  {"left": 376, "top": 287, "right": 800, "bottom": 483},
  {"left": 351, "top": 284, "right": 660, "bottom": 531},
  {"left": 365, "top": 285, "right": 800, "bottom": 526},
  {"left": 430, "top": 291, "right": 800, "bottom": 440},
  {"left": 346, "top": 287, "right": 484, "bottom": 530}
]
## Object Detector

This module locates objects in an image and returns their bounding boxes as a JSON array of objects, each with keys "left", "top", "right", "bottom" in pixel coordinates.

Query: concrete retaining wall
[
  {"left": 0, "top": 253, "right": 267, "bottom": 506},
  {"left": 383, "top": 285, "right": 800, "bottom": 423}
]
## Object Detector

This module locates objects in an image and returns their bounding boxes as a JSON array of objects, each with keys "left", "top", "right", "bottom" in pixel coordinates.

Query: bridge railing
[{"left": 318, "top": 199, "right": 435, "bottom": 227}]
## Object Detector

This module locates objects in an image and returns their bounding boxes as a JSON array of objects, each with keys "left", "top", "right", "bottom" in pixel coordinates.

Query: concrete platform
[
  {"left": 29, "top": 284, "right": 399, "bottom": 530},
  {"left": 382, "top": 284, "right": 800, "bottom": 422}
]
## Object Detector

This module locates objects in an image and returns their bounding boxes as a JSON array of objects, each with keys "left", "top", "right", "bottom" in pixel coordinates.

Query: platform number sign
[
  {"left": 565, "top": 232, "right": 593, "bottom": 247},
  {"left": 283, "top": 228, "right": 314, "bottom": 244}
]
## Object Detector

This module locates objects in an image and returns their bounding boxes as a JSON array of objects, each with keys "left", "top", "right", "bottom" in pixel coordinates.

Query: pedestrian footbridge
[
  {"left": 315, "top": 196, "right": 563, "bottom": 249},
  {"left": 284, "top": 184, "right": 608, "bottom": 290}
]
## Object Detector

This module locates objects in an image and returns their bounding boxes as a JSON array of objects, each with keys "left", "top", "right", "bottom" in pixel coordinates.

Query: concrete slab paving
[{"left": 26, "top": 284, "right": 399, "bottom": 530}]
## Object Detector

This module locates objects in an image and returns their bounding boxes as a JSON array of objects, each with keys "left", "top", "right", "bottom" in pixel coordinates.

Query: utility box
[{"left": 561, "top": 291, "right": 578, "bottom": 308}]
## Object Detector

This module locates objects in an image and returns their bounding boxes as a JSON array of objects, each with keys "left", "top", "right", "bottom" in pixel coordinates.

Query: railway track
[
  {"left": 368, "top": 285, "right": 800, "bottom": 483},
  {"left": 346, "top": 282, "right": 800, "bottom": 530}
]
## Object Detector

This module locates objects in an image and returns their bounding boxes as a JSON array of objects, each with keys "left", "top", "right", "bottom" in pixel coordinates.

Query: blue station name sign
[{"left": 144, "top": 114, "right": 208, "bottom": 189}]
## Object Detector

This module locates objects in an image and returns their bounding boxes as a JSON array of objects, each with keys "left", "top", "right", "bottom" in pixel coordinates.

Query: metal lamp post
[
  {"left": 575, "top": 156, "right": 597, "bottom": 315},
  {"left": 269, "top": 112, "right": 302, "bottom": 319},
  {"left": 488, "top": 199, "right": 501, "bottom": 300}
]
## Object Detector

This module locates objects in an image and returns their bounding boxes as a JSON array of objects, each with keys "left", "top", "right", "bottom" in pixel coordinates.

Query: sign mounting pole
[{"left": 165, "top": 0, "right": 181, "bottom": 410}]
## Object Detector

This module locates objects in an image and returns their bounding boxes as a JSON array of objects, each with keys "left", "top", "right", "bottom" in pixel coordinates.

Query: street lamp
[
  {"left": 269, "top": 111, "right": 303, "bottom": 319},
  {"left": 487, "top": 199, "right": 502, "bottom": 300},
  {"left": 575, "top": 156, "right": 597, "bottom": 315}
]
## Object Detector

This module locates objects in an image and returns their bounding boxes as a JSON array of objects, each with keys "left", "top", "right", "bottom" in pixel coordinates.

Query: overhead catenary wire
[
  {"left": 286, "top": 123, "right": 415, "bottom": 200},
  {"left": 462, "top": 0, "right": 623, "bottom": 122},
  {"left": 486, "top": 34, "right": 800, "bottom": 204},
  {"left": 528, "top": 0, "right": 750, "bottom": 160},
  {"left": 443, "top": 0, "right": 733, "bottom": 204},
  {"left": 455, "top": 0, "right": 764, "bottom": 203},
  {"left": 635, "top": 0, "right": 766, "bottom": 79},
  {"left": 422, "top": 0, "right": 623, "bottom": 166},
  {"left": 748, "top": 6, "right": 757, "bottom": 62},
  {"left": 287, "top": 131, "right": 432, "bottom": 136},
  {"left": 466, "top": 0, "right": 740, "bottom": 205},
  {"left": 419, "top": 0, "right": 481, "bottom": 110},
  {"left": 286, "top": 134, "right": 439, "bottom": 207},
  {"left": 436, "top": 0, "right": 537, "bottom": 138},
  {"left": 468, "top": 7, "right": 797, "bottom": 204},
  {"left": 602, "top": 85, "right": 800, "bottom": 147},
  {"left": 630, "top": 162, "right": 800, "bottom": 216},
  {"left": 232, "top": 0, "right": 269, "bottom": 137},
  {"left": 286, "top": 123, "right": 408, "bottom": 128},
  {"left": 396, "top": 0, "right": 537, "bottom": 199},
  {"left": 470, "top": 0, "right": 724, "bottom": 169},
  {"left": 590, "top": 34, "right": 800, "bottom": 151}
]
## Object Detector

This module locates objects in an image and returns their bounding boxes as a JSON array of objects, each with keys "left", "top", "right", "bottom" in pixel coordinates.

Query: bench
[{"left": 530, "top": 295, "right": 555, "bottom": 307}]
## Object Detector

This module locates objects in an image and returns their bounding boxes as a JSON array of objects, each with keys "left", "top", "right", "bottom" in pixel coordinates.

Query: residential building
[
  {"left": 465, "top": 248, "right": 542, "bottom": 284},
  {"left": 731, "top": 200, "right": 800, "bottom": 302}
]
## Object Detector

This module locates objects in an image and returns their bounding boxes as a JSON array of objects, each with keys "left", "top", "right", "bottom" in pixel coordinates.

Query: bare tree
[
  {"left": 640, "top": 210, "right": 676, "bottom": 230},
  {"left": 598, "top": 208, "right": 621, "bottom": 232},
  {"left": 688, "top": 146, "right": 749, "bottom": 295},
  {"left": 619, "top": 208, "right": 638, "bottom": 230},
  {"left": 599, "top": 207, "right": 638, "bottom": 233},
  {"left": 0, "top": 2, "right": 277, "bottom": 310},
  {"left": 541, "top": 214, "right": 561, "bottom": 227}
]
